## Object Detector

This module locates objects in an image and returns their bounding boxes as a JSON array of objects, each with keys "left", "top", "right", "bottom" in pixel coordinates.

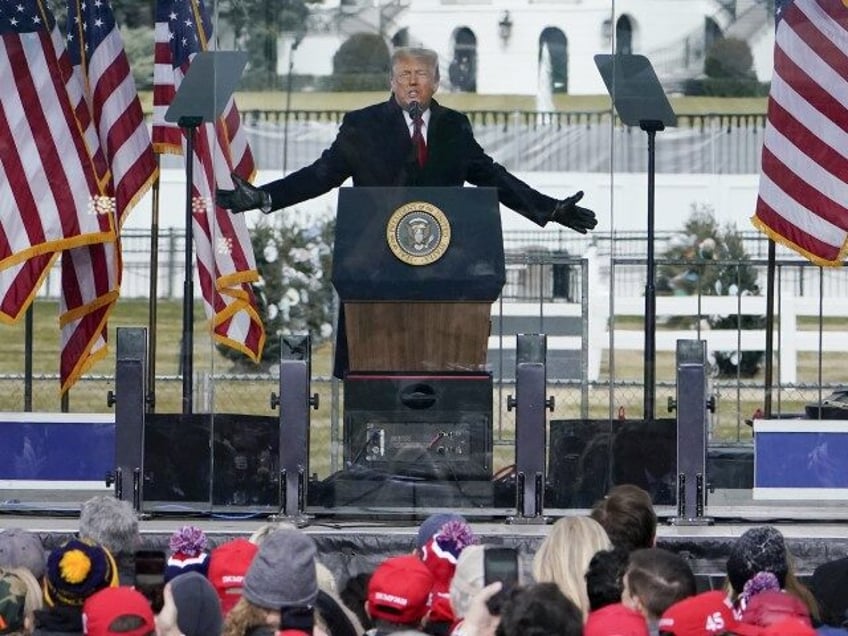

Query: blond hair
[
  {"left": 532, "top": 516, "right": 612, "bottom": 620},
  {"left": 390, "top": 47, "right": 440, "bottom": 81},
  {"left": 221, "top": 597, "right": 274, "bottom": 636}
]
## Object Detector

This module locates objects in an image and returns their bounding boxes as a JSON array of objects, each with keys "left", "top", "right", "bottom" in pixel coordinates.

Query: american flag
[
  {"left": 152, "top": 0, "right": 264, "bottom": 363},
  {"left": 752, "top": 0, "right": 848, "bottom": 266},
  {"left": 0, "top": 0, "right": 112, "bottom": 354},
  {"left": 58, "top": 0, "right": 159, "bottom": 392}
]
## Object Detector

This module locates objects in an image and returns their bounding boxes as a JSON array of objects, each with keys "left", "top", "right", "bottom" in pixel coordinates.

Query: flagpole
[
  {"left": 763, "top": 240, "right": 776, "bottom": 418},
  {"left": 147, "top": 161, "right": 161, "bottom": 412},
  {"left": 24, "top": 305, "right": 33, "bottom": 411}
]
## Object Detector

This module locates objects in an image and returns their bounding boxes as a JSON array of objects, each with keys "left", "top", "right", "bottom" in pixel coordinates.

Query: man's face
[{"left": 391, "top": 56, "right": 438, "bottom": 112}]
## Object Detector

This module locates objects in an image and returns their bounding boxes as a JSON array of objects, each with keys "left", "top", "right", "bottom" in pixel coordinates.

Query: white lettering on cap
[{"left": 374, "top": 592, "right": 409, "bottom": 607}]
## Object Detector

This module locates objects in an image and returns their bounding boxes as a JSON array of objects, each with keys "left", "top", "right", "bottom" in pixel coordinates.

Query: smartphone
[
  {"left": 133, "top": 549, "right": 167, "bottom": 613},
  {"left": 484, "top": 547, "right": 519, "bottom": 615},
  {"left": 279, "top": 605, "right": 314, "bottom": 632}
]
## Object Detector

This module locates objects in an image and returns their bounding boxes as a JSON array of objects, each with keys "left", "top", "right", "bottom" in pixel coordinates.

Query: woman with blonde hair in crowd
[{"left": 532, "top": 516, "right": 612, "bottom": 620}]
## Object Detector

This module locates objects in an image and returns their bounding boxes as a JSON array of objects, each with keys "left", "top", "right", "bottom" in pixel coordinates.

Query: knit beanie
[
  {"left": 44, "top": 538, "right": 119, "bottom": 607},
  {"left": 242, "top": 529, "right": 318, "bottom": 610},
  {"left": 165, "top": 526, "right": 210, "bottom": 582},
  {"left": 420, "top": 519, "right": 477, "bottom": 624},
  {"left": 415, "top": 513, "right": 466, "bottom": 551},
  {"left": 0, "top": 528, "right": 46, "bottom": 580},
  {"left": 726, "top": 526, "right": 789, "bottom": 594},
  {"left": 169, "top": 571, "right": 223, "bottom": 636}
]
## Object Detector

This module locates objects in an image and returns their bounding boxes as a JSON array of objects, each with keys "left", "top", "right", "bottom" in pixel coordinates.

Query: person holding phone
[{"left": 134, "top": 550, "right": 167, "bottom": 614}]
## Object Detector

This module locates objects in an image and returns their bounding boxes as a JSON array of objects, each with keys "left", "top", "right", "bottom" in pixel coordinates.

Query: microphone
[{"left": 408, "top": 101, "right": 422, "bottom": 120}]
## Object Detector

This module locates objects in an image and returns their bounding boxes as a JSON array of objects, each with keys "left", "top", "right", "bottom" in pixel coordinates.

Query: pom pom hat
[
  {"left": 44, "top": 538, "right": 118, "bottom": 607},
  {"left": 165, "top": 525, "right": 210, "bottom": 582}
]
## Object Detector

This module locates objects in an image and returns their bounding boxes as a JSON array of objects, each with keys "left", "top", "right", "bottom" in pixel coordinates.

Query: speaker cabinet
[
  {"left": 143, "top": 413, "right": 279, "bottom": 512},
  {"left": 343, "top": 374, "right": 493, "bottom": 481},
  {"left": 548, "top": 419, "right": 677, "bottom": 508}
]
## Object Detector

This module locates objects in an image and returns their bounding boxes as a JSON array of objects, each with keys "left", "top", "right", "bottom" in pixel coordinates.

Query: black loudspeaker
[
  {"left": 113, "top": 328, "right": 147, "bottom": 507},
  {"left": 547, "top": 419, "right": 678, "bottom": 508},
  {"left": 343, "top": 374, "right": 493, "bottom": 481},
  {"left": 143, "top": 413, "right": 279, "bottom": 512}
]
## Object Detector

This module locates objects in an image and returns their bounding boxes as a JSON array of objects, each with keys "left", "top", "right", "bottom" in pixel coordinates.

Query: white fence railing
[{"left": 493, "top": 250, "right": 848, "bottom": 384}]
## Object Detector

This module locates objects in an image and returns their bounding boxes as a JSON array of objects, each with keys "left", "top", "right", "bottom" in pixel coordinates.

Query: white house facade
[{"left": 284, "top": 0, "right": 775, "bottom": 96}]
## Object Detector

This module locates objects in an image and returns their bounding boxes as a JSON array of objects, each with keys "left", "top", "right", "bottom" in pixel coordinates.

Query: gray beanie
[
  {"left": 242, "top": 529, "right": 318, "bottom": 610},
  {"left": 0, "top": 528, "right": 46, "bottom": 580},
  {"left": 169, "top": 571, "right": 223, "bottom": 636}
]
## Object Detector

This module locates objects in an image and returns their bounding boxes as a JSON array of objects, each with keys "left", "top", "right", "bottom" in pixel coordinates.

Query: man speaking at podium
[{"left": 216, "top": 47, "right": 597, "bottom": 234}]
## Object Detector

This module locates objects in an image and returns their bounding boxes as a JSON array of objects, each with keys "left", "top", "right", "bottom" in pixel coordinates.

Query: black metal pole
[
  {"left": 763, "top": 240, "right": 776, "bottom": 417},
  {"left": 24, "top": 304, "right": 33, "bottom": 411},
  {"left": 641, "top": 119, "right": 664, "bottom": 421},
  {"left": 147, "top": 163, "right": 161, "bottom": 413},
  {"left": 179, "top": 118, "right": 202, "bottom": 415},
  {"left": 283, "top": 55, "right": 294, "bottom": 174}
]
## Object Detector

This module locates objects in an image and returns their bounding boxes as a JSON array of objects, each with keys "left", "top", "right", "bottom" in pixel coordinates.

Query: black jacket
[
  {"left": 264, "top": 97, "right": 557, "bottom": 227},
  {"left": 32, "top": 606, "right": 83, "bottom": 636},
  {"left": 263, "top": 96, "right": 559, "bottom": 377}
]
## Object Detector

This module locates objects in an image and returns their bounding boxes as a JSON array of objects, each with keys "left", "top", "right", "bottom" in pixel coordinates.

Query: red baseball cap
[
  {"left": 585, "top": 602, "right": 649, "bottom": 636},
  {"left": 367, "top": 555, "right": 434, "bottom": 625},
  {"left": 658, "top": 591, "right": 737, "bottom": 636},
  {"left": 207, "top": 538, "right": 258, "bottom": 615},
  {"left": 82, "top": 587, "right": 155, "bottom": 636}
]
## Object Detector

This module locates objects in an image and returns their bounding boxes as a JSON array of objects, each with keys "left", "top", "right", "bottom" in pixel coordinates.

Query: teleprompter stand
[
  {"left": 164, "top": 51, "right": 247, "bottom": 415},
  {"left": 595, "top": 54, "right": 676, "bottom": 421}
]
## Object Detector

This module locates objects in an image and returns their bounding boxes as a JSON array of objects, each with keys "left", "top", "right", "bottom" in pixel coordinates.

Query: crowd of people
[{"left": 0, "top": 488, "right": 846, "bottom": 635}]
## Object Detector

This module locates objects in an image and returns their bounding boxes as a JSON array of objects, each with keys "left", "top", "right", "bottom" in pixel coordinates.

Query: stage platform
[{"left": 2, "top": 489, "right": 847, "bottom": 590}]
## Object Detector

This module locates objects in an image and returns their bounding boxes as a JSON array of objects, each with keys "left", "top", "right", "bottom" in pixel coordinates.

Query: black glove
[
  {"left": 550, "top": 191, "right": 597, "bottom": 234},
  {"left": 215, "top": 172, "right": 272, "bottom": 213}
]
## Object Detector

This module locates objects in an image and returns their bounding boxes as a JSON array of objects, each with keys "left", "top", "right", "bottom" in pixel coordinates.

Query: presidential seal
[{"left": 386, "top": 201, "right": 451, "bottom": 266}]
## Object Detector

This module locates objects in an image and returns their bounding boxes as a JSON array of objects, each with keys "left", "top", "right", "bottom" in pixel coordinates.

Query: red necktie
[{"left": 412, "top": 115, "right": 427, "bottom": 167}]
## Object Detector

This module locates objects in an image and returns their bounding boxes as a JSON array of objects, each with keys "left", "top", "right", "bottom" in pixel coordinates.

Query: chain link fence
[{"left": 9, "top": 244, "right": 848, "bottom": 480}]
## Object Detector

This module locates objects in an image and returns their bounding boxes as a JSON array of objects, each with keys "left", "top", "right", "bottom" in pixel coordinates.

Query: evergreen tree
[{"left": 658, "top": 205, "right": 765, "bottom": 377}]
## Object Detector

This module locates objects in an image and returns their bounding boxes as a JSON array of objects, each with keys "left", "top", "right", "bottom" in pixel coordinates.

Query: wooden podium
[{"left": 332, "top": 187, "right": 506, "bottom": 374}]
